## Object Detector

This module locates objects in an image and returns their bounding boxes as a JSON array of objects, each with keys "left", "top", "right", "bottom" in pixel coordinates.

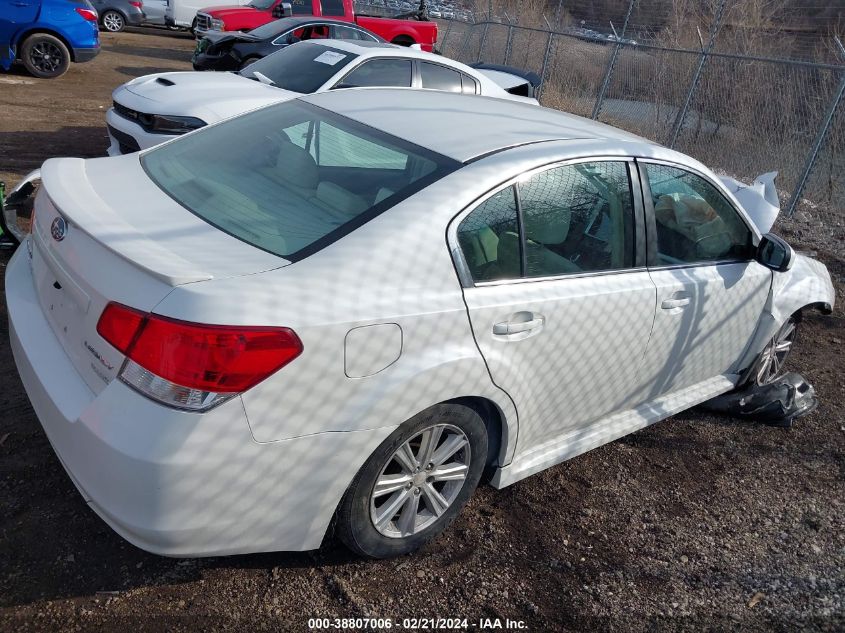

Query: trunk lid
[{"left": 29, "top": 156, "right": 287, "bottom": 394}]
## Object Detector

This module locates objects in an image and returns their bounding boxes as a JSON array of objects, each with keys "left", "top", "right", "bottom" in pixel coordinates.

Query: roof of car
[
  {"left": 253, "top": 16, "right": 383, "bottom": 36},
  {"left": 300, "top": 88, "right": 651, "bottom": 163}
]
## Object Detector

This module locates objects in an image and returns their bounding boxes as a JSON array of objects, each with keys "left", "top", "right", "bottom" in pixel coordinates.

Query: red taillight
[
  {"left": 75, "top": 7, "right": 98, "bottom": 21},
  {"left": 129, "top": 0, "right": 142, "bottom": 7},
  {"left": 97, "top": 302, "right": 303, "bottom": 394}
]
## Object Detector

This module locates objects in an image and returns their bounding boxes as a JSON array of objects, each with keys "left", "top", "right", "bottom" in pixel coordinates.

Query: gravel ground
[{"left": 1, "top": 29, "right": 844, "bottom": 632}]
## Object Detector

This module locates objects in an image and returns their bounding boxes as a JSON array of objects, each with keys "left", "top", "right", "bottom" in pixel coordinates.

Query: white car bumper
[
  {"left": 106, "top": 107, "right": 180, "bottom": 156},
  {"left": 6, "top": 245, "right": 392, "bottom": 556}
]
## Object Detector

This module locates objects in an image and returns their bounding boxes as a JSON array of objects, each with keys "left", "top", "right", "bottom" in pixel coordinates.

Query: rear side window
[
  {"left": 142, "top": 101, "right": 458, "bottom": 261},
  {"left": 461, "top": 74, "right": 478, "bottom": 94},
  {"left": 419, "top": 62, "right": 462, "bottom": 93},
  {"left": 340, "top": 59, "right": 413, "bottom": 88},
  {"left": 519, "top": 162, "right": 634, "bottom": 277},
  {"left": 457, "top": 187, "right": 520, "bottom": 282},
  {"left": 457, "top": 162, "right": 636, "bottom": 283},
  {"left": 333, "top": 25, "right": 377, "bottom": 41}
]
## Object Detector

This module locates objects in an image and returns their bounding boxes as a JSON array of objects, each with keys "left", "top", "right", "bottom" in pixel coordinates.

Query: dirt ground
[{"left": 1, "top": 29, "right": 844, "bottom": 633}]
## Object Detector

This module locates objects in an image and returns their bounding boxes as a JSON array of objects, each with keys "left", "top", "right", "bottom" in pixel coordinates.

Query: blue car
[{"left": 1, "top": 0, "right": 100, "bottom": 78}]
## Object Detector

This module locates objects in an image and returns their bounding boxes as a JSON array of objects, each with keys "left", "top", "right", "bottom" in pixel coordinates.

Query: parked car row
[{"left": 0, "top": 0, "right": 440, "bottom": 78}]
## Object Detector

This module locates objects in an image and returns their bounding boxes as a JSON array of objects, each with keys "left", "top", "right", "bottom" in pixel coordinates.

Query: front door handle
[
  {"left": 661, "top": 293, "right": 691, "bottom": 310},
  {"left": 493, "top": 312, "right": 545, "bottom": 336}
]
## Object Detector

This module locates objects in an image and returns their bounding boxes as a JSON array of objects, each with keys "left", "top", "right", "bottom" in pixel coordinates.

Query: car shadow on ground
[
  {"left": 115, "top": 65, "right": 191, "bottom": 78},
  {"left": 101, "top": 43, "right": 192, "bottom": 64},
  {"left": 0, "top": 129, "right": 108, "bottom": 176}
]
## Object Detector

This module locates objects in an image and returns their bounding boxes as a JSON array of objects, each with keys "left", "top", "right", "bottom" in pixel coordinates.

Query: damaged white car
[{"left": 5, "top": 90, "right": 834, "bottom": 559}]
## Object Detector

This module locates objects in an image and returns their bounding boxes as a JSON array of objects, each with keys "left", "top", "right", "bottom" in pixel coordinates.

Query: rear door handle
[{"left": 493, "top": 313, "right": 545, "bottom": 336}]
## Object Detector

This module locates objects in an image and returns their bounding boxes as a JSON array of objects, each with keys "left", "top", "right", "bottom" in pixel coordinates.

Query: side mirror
[
  {"left": 272, "top": 1, "right": 292, "bottom": 18},
  {"left": 756, "top": 233, "right": 794, "bottom": 272}
]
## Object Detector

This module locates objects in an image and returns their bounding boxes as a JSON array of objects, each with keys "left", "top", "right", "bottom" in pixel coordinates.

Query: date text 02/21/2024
[{"left": 307, "top": 617, "right": 529, "bottom": 630}]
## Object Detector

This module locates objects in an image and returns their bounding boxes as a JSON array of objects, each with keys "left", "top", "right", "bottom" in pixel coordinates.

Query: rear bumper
[
  {"left": 6, "top": 245, "right": 391, "bottom": 556},
  {"left": 126, "top": 9, "right": 145, "bottom": 26},
  {"left": 72, "top": 46, "right": 100, "bottom": 63}
]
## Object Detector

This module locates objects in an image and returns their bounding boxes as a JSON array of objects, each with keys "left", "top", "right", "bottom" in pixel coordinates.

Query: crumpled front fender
[
  {"left": 769, "top": 253, "right": 835, "bottom": 323},
  {"left": 736, "top": 253, "right": 835, "bottom": 376}
]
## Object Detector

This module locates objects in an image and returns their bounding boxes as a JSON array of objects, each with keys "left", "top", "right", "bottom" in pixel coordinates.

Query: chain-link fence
[{"left": 356, "top": 1, "right": 845, "bottom": 230}]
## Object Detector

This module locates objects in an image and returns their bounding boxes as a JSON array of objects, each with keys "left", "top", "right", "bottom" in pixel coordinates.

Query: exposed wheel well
[
  {"left": 16, "top": 29, "right": 75, "bottom": 62},
  {"left": 446, "top": 396, "right": 506, "bottom": 482}
]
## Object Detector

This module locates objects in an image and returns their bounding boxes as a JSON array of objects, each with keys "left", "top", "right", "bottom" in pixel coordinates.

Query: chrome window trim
[
  {"left": 474, "top": 266, "right": 651, "bottom": 288},
  {"left": 446, "top": 155, "right": 637, "bottom": 289}
]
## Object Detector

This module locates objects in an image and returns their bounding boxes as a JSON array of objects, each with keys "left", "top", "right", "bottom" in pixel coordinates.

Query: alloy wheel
[
  {"left": 29, "top": 41, "right": 63, "bottom": 74},
  {"left": 103, "top": 12, "right": 125, "bottom": 32},
  {"left": 369, "top": 424, "right": 470, "bottom": 538},
  {"left": 755, "top": 318, "right": 797, "bottom": 385}
]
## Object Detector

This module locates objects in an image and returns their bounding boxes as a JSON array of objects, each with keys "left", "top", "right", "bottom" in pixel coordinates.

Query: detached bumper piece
[{"left": 701, "top": 372, "right": 817, "bottom": 428}]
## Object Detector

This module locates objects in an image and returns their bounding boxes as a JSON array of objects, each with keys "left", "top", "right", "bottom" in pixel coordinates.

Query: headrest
[{"left": 522, "top": 202, "right": 571, "bottom": 245}]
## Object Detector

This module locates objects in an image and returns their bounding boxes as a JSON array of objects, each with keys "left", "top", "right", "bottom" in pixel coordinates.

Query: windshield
[
  {"left": 237, "top": 42, "right": 358, "bottom": 93},
  {"left": 141, "top": 101, "right": 459, "bottom": 261}
]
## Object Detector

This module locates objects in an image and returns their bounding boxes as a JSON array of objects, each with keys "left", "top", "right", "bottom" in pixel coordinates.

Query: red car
[{"left": 195, "top": 0, "right": 437, "bottom": 52}]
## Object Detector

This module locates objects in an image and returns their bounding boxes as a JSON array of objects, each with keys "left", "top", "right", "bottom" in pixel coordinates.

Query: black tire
[
  {"left": 239, "top": 56, "right": 260, "bottom": 70},
  {"left": 101, "top": 10, "right": 126, "bottom": 33},
  {"left": 337, "top": 404, "right": 487, "bottom": 559},
  {"left": 190, "top": 18, "right": 198, "bottom": 36},
  {"left": 20, "top": 34, "right": 70, "bottom": 79}
]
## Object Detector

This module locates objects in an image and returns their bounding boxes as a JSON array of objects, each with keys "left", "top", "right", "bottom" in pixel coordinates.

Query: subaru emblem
[{"left": 50, "top": 216, "right": 67, "bottom": 242}]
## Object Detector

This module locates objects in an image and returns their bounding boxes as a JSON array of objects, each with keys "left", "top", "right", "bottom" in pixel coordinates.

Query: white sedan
[
  {"left": 8, "top": 90, "right": 834, "bottom": 558},
  {"left": 106, "top": 39, "right": 538, "bottom": 156}
]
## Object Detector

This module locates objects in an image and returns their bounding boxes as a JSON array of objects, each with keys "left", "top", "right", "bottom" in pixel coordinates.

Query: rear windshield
[
  {"left": 237, "top": 42, "right": 358, "bottom": 93},
  {"left": 141, "top": 100, "right": 458, "bottom": 261}
]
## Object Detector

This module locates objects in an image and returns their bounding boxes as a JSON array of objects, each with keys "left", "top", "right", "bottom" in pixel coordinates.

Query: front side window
[
  {"left": 142, "top": 101, "right": 457, "bottom": 261},
  {"left": 339, "top": 58, "right": 413, "bottom": 88},
  {"left": 238, "top": 42, "right": 359, "bottom": 93},
  {"left": 419, "top": 61, "right": 462, "bottom": 93},
  {"left": 643, "top": 163, "right": 753, "bottom": 264},
  {"left": 456, "top": 162, "right": 636, "bottom": 283}
]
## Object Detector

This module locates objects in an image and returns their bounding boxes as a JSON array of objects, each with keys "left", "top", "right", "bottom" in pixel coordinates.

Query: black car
[
  {"left": 91, "top": 0, "right": 144, "bottom": 32},
  {"left": 192, "top": 17, "right": 385, "bottom": 72}
]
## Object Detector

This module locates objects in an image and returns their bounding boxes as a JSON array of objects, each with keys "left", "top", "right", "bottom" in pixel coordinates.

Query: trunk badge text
[{"left": 50, "top": 216, "right": 67, "bottom": 242}]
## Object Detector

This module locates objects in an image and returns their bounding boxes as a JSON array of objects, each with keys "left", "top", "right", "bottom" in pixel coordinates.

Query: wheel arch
[
  {"left": 391, "top": 34, "right": 416, "bottom": 46},
  {"left": 14, "top": 28, "right": 76, "bottom": 62},
  {"left": 445, "top": 396, "right": 509, "bottom": 481}
]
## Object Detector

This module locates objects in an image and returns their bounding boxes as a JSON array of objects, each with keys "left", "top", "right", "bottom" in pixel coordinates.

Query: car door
[
  {"left": 1, "top": 0, "right": 40, "bottom": 65},
  {"left": 452, "top": 159, "right": 658, "bottom": 450},
  {"left": 636, "top": 160, "right": 771, "bottom": 398}
]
